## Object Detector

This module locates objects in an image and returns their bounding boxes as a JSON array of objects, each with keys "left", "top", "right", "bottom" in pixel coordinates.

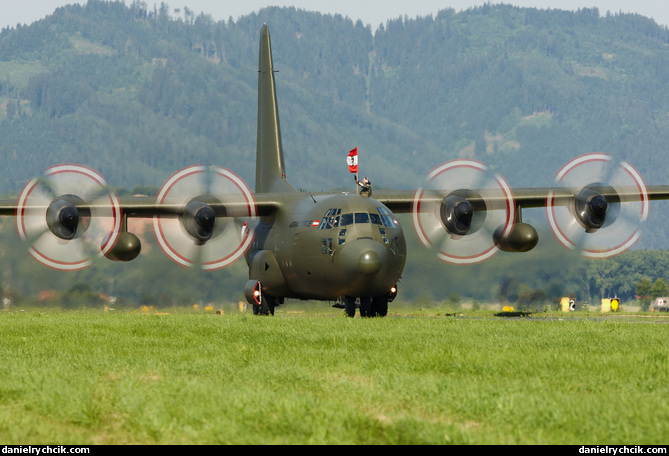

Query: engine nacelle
[
  {"left": 574, "top": 186, "right": 613, "bottom": 232},
  {"left": 493, "top": 222, "right": 538, "bottom": 253},
  {"left": 440, "top": 194, "right": 473, "bottom": 237},
  {"left": 104, "top": 231, "right": 142, "bottom": 262},
  {"left": 180, "top": 199, "right": 218, "bottom": 245},
  {"left": 46, "top": 195, "right": 89, "bottom": 240}
]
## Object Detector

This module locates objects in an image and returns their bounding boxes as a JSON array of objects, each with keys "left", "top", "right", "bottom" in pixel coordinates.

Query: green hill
[{"left": 3, "top": 3, "right": 669, "bottom": 190}]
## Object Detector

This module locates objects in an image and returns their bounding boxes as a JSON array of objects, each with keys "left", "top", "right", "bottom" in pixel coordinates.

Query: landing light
[{"left": 389, "top": 285, "right": 398, "bottom": 302}]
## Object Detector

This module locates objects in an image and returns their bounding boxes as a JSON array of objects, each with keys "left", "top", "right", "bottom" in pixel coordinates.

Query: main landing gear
[
  {"left": 253, "top": 294, "right": 277, "bottom": 316},
  {"left": 244, "top": 280, "right": 281, "bottom": 316}
]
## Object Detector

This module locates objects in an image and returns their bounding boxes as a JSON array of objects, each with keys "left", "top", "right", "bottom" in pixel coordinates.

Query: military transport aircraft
[{"left": 3, "top": 25, "right": 669, "bottom": 317}]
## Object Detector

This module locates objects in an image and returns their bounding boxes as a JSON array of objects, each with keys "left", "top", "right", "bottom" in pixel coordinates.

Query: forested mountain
[{"left": 1, "top": 1, "right": 669, "bottom": 307}]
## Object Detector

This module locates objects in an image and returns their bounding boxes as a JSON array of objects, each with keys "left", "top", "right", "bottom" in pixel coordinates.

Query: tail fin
[{"left": 255, "top": 25, "right": 295, "bottom": 194}]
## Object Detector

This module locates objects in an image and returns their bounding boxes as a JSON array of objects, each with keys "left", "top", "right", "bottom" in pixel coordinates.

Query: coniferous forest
[{"left": 2, "top": 1, "right": 669, "bottom": 308}]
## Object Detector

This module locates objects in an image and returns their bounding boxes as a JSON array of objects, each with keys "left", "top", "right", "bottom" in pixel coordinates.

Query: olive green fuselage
[{"left": 246, "top": 192, "right": 406, "bottom": 301}]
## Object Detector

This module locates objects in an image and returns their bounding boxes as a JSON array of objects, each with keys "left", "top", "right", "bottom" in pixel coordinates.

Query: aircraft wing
[
  {"left": 377, "top": 185, "right": 669, "bottom": 213},
  {"left": 4, "top": 153, "right": 669, "bottom": 270},
  {"left": 0, "top": 163, "right": 288, "bottom": 271},
  {"left": 116, "top": 194, "right": 282, "bottom": 218},
  {"left": 373, "top": 154, "right": 669, "bottom": 262}
]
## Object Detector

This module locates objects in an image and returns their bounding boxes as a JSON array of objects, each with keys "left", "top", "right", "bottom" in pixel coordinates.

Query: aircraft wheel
[
  {"left": 344, "top": 296, "right": 356, "bottom": 318},
  {"left": 371, "top": 295, "right": 388, "bottom": 317},
  {"left": 254, "top": 294, "right": 276, "bottom": 316},
  {"left": 359, "top": 297, "right": 372, "bottom": 318}
]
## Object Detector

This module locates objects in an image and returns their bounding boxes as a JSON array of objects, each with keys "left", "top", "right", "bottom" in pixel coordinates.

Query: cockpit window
[
  {"left": 354, "top": 212, "right": 370, "bottom": 224},
  {"left": 319, "top": 209, "right": 342, "bottom": 229},
  {"left": 330, "top": 210, "right": 394, "bottom": 228},
  {"left": 378, "top": 208, "right": 396, "bottom": 227}
]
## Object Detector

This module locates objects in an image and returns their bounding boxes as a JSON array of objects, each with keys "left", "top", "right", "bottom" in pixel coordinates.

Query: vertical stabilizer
[{"left": 256, "top": 25, "right": 295, "bottom": 194}]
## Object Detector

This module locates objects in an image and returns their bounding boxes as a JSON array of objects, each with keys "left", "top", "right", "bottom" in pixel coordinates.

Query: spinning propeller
[
  {"left": 16, "top": 164, "right": 122, "bottom": 270},
  {"left": 547, "top": 153, "right": 649, "bottom": 259},
  {"left": 411, "top": 159, "right": 515, "bottom": 264},
  {"left": 152, "top": 165, "right": 256, "bottom": 270}
]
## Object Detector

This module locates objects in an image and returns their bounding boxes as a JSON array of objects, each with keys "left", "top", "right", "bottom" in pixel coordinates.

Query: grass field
[{"left": 0, "top": 306, "right": 668, "bottom": 444}]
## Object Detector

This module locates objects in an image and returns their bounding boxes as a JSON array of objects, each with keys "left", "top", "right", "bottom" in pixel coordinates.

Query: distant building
[{"left": 650, "top": 297, "right": 669, "bottom": 312}]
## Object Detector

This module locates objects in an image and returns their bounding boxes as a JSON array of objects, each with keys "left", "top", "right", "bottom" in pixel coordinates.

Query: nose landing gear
[{"left": 339, "top": 286, "right": 397, "bottom": 318}]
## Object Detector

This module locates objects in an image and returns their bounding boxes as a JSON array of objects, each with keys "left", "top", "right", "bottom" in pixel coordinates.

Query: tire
[
  {"left": 359, "top": 296, "right": 372, "bottom": 318},
  {"left": 371, "top": 295, "right": 388, "bottom": 317},
  {"left": 255, "top": 294, "right": 276, "bottom": 316},
  {"left": 344, "top": 296, "right": 356, "bottom": 318}
]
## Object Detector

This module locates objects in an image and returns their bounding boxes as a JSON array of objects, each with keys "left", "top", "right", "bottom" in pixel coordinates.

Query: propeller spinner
[
  {"left": 16, "top": 164, "right": 122, "bottom": 270},
  {"left": 152, "top": 165, "right": 256, "bottom": 270},
  {"left": 547, "top": 153, "right": 649, "bottom": 259},
  {"left": 411, "top": 159, "right": 515, "bottom": 264}
]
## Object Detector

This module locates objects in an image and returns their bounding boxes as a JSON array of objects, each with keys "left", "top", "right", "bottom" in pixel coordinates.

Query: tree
[
  {"left": 636, "top": 277, "right": 653, "bottom": 310},
  {"left": 651, "top": 278, "right": 669, "bottom": 299}
]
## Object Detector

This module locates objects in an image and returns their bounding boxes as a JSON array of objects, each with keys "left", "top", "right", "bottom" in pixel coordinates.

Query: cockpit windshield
[{"left": 319, "top": 207, "right": 398, "bottom": 229}]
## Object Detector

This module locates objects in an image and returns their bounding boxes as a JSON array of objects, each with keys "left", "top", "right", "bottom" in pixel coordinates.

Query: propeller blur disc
[
  {"left": 16, "top": 164, "right": 122, "bottom": 270},
  {"left": 411, "top": 159, "right": 515, "bottom": 264},
  {"left": 152, "top": 165, "right": 256, "bottom": 270},
  {"left": 546, "top": 153, "right": 649, "bottom": 259}
]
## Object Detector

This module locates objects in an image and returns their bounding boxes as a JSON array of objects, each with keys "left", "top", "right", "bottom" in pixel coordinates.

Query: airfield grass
[{"left": 0, "top": 307, "right": 668, "bottom": 445}]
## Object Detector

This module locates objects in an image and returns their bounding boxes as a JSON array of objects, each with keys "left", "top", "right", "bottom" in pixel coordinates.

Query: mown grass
[{"left": 0, "top": 308, "right": 667, "bottom": 444}]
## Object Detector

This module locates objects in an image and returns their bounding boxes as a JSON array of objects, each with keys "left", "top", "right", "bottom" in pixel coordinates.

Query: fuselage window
[
  {"left": 391, "top": 236, "right": 399, "bottom": 254},
  {"left": 320, "top": 238, "right": 333, "bottom": 254},
  {"left": 369, "top": 213, "right": 382, "bottom": 225},
  {"left": 338, "top": 228, "right": 347, "bottom": 245}
]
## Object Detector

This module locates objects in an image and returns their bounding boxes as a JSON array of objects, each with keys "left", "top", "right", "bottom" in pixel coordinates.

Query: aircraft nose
[
  {"left": 336, "top": 238, "right": 397, "bottom": 296},
  {"left": 338, "top": 238, "right": 389, "bottom": 279},
  {"left": 358, "top": 248, "right": 382, "bottom": 275},
  {"left": 340, "top": 239, "right": 386, "bottom": 277}
]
